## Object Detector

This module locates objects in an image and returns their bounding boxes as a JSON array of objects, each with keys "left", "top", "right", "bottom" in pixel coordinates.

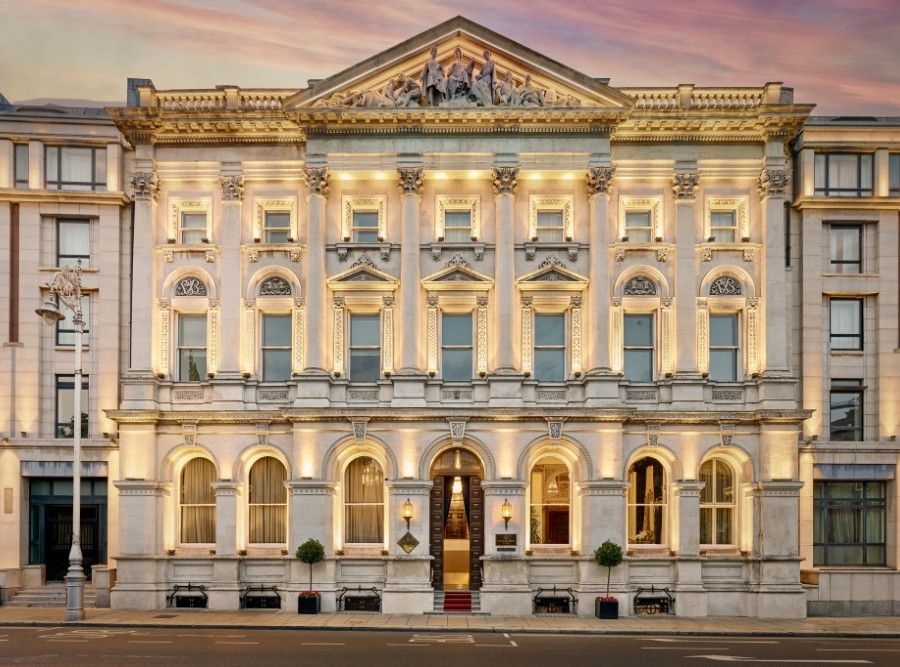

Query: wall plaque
[{"left": 495, "top": 533, "right": 517, "bottom": 551}]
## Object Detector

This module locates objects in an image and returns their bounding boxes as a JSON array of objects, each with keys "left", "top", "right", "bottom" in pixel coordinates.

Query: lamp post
[{"left": 36, "top": 260, "right": 85, "bottom": 622}]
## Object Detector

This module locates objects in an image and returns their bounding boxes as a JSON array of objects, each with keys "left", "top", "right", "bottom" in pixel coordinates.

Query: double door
[{"left": 429, "top": 474, "right": 483, "bottom": 590}]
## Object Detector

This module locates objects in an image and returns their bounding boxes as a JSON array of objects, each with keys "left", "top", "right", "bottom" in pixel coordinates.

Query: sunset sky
[{"left": 3, "top": 0, "right": 900, "bottom": 115}]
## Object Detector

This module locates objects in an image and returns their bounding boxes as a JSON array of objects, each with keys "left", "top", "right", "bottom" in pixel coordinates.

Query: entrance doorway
[{"left": 429, "top": 448, "right": 484, "bottom": 590}]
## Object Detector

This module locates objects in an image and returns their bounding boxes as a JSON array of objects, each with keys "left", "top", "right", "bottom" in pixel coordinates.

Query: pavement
[{"left": 1, "top": 606, "right": 899, "bottom": 636}]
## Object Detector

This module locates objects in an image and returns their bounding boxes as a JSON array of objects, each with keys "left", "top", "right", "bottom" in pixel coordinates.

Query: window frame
[
  {"left": 44, "top": 145, "right": 106, "bottom": 191},
  {"left": 699, "top": 458, "right": 736, "bottom": 548},
  {"left": 55, "top": 294, "right": 90, "bottom": 347},
  {"left": 813, "top": 481, "right": 886, "bottom": 566},
  {"left": 627, "top": 456, "right": 668, "bottom": 547},
  {"left": 56, "top": 218, "right": 91, "bottom": 268},
  {"left": 54, "top": 374, "right": 89, "bottom": 439},
  {"left": 178, "top": 457, "right": 216, "bottom": 546},
  {"left": 179, "top": 211, "right": 208, "bottom": 245},
  {"left": 829, "top": 379, "right": 864, "bottom": 442},
  {"left": 829, "top": 298, "right": 864, "bottom": 351},
  {"left": 532, "top": 311, "right": 567, "bottom": 383},
  {"left": 348, "top": 312, "right": 382, "bottom": 382},
  {"left": 341, "top": 196, "right": 386, "bottom": 242},
  {"left": 708, "top": 312, "right": 741, "bottom": 383},
  {"left": 814, "top": 152, "right": 874, "bottom": 197},
  {"left": 14, "top": 143, "right": 29, "bottom": 188},
  {"left": 528, "top": 456, "right": 571, "bottom": 547},
  {"left": 260, "top": 312, "right": 292, "bottom": 382},
  {"left": 828, "top": 224, "right": 863, "bottom": 274},
  {"left": 528, "top": 196, "right": 574, "bottom": 242},
  {"left": 246, "top": 456, "right": 288, "bottom": 546},
  {"left": 890, "top": 154, "right": 900, "bottom": 196},
  {"left": 440, "top": 311, "right": 474, "bottom": 382},
  {"left": 262, "top": 210, "right": 292, "bottom": 244},
  {"left": 436, "top": 196, "right": 480, "bottom": 242},
  {"left": 176, "top": 312, "right": 208, "bottom": 382},
  {"left": 623, "top": 312, "right": 655, "bottom": 382},
  {"left": 342, "top": 455, "right": 385, "bottom": 546}
]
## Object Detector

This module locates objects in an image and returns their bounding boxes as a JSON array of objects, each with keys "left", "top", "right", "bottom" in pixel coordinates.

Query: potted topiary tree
[
  {"left": 594, "top": 539, "right": 624, "bottom": 619},
  {"left": 295, "top": 538, "right": 325, "bottom": 614}
]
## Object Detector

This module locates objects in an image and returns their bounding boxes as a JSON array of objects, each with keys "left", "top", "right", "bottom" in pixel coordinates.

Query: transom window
[
  {"left": 710, "top": 211, "right": 737, "bottom": 243},
  {"left": 57, "top": 219, "right": 90, "bottom": 267},
  {"left": 261, "top": 314, "right": 291, "bottom": 381},
  {"left": 14, "top": 144, "right": 29, "bottom": 188},
  {"left": 352, "top": 211, "right": 379, "bottom": 243},
  {"left": 829, "top": 298, "right": 863, "bottom": 350},
  {"left": 830, "top": 379, "right": 863, "bottom": 441},
  {"left": 443, "top": 210, "right": 473, "bottom": 242},
  {"left": 344, "top": 456, "right": 384, "bottom": 544},
  {"left": 349, "top": 313, "right": 380, "bottom": 381},
  {"left": 535, "top": 210, "right": 565, "bottom": 242},
  {"left": 248, "top": 457, "right": 287, "bottom": 544},
  {"left": 177, "top": 314, "right": 207, "bottom": 381},
  {"left": 699, "top": 458, "right": 735, "bottom": 546},
  {"left": 180, "top": 458, "right": 216, "bottom": 544},
  {"left": 623, "top": 314, "right": 654, "bottom": 382},
  {"left": 533, "top": 313, "right": 565, "bottom": 382},
  {"left": 45, "top": 146, "right": 106, "bottom": 191},
  {"left": 180, "top": 212, "right": 207, "bottom": 245},
  {"left": 829, "top": 224, "right": 862, "bottom": 273},
  {"left": 441, "top": 312, "right": 473, "bottom": 381},
  {"left": 709, "top": 314, "right": 739, "bottom": 382},
  {"left": 814, "top": 481, "right": 885, "bottom": 566},
  {"left": 263, "top": 211, "right": 291, "bottom": 244},
  {"left": 625, "top": 211, "right": 653, "bottom": 243},
  {"left": 628, "top": 456, "right": 666, "bottom": 545},
  {"left": 54, "top": 375, "right": 88, "bottom": 438},
  {"left": 529, "top": 456, "right": 570, "bottom": 545},
  {"left": 814, "top": 153, "right": 873, "bottom": 197},
  {"left": 56, "top": 296, "right": 90, "bottom": 347}
]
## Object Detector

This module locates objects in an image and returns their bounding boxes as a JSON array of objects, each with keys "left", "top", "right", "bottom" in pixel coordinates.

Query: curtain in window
[
  {"left": 248, "top": 457, "right": 287, "bottom": 543},
  {"left": 344, "top": 456, "right": 384, "bottom": 543},
  {"left": 61, "top": 148, "right": 94, "bottom": 184},
  {"left": 628, "top": 457, "right": 665, "bottom": 544},
  {"left": 180, "top": 458, "right": 216, "bottom": 543}
]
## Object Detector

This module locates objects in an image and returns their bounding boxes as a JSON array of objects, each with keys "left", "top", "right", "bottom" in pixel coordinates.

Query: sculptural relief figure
[
  {"left": 392, "top": 74, "right": 422, "bottom": 108},
  {"left": 445, "top": 47, "right": 475, "bottom": 104},
  {"left": 471, "top": 49, "right": 496, "bottom": 106},
  {"left": 496, "top": 70, "right": 517, "bottom": 106},
  {"left": 420, "top": 45, "right": 446, "bottom": 107},
  {"left": 518, "top": 74, "right": 545, "bottom": 107}
]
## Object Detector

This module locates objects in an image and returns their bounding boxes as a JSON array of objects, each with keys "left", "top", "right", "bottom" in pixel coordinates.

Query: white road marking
[
  {"left": 503, "top": 633, "right": 510, "bottom": 638},
  {"left": 409, "top": 633, "right": 475, "bottom": 644},
  {"left": 647, "top": 638, "right": 779, "bottom": 644},
  {"left": 818, "top": 649, "right": 900, "bottom": 652},
  {"left": 385, "top": 643, "right": 430, "bottom": 647},
  {"left": 215, "top": 641, "right": 259, "bottom": 645},
  {"left": 43, "top": 639, "right": 90, "bottom": 643},
  {"left": 509, "top": 640, "right": 518, "bottom": 647},
  {"left": 688, "top": 656, "right": 871, "bottom": 664},
  {"left": 176, "top": 634, "right": 246, "bottom": 638},
  {"left": 643, "top": 647, "right": 733, "bottom": 650}
]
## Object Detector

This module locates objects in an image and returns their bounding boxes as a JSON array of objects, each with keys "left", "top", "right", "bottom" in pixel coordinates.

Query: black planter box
[
  {"left": 595, "top": 599, "right": 618, "bottom": 619},
  {"left": 298, "top": 594, "right": 321, "bottom": 614}
]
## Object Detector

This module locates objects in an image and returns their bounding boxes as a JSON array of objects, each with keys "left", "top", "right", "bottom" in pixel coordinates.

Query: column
[
  {"left": 212, "top": 481, "right": 239, "bottom": 556},
  {"left": 397, "top": 166, "right": 424, "bottom": 373},
  {"left": 382, "top": 480, "right": 433, "bottom": 613},
  {"left": 302, "top": 166, "right": 328, "bottom": 373},
  {"left": 672, "top": 480, "right": 706, "bottom": 616},
  {"left": 480, "top": 481, "right": 531, "bottom": 616},
  {"left": 126, "top": 159, "right": 158, "bottom": 378},
  {"left": 758, "top": 161, "right": 791, "bottom": 375},
  {"left": 216, "top": 171, "right": 243, "bottom": 378},
  {"left": 490, "top": 164, "right": 519, "bottom": 373},
  {"left": 586, "top": 165, "right": 615, "bottom": 373},
  {"left": 673, "top": 168, "right": 701, "bottom": 376}
]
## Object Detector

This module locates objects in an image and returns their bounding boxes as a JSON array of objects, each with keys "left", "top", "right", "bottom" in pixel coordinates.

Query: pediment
[
  {"left": 285, "top": 16, "right": 632, "bottom": 112},
  {"left": 422, "top": 260, "right": 493, "bottom": 290},
  {"left": 518, "top": 261, "right": 588, "bottom": 289},
  {"left": 327, "top": 263, "right": 399, "bottom": 291}
]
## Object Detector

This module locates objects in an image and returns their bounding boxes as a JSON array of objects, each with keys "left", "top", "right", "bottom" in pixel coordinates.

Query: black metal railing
[
  {"left": 633, "top": 585, "right": 674, "bottom": 615},
  {"left": 239, "top": 585, "right": 281, "bottom": 609},
  {"left": 532, "top": 585, "right": 577, "bottom": 614},
  {"left": 166, "top": 582, "right": 208, "bottom": 608},
  {"left": 336, "top": 586, "right": 381, "bottom": 611}
]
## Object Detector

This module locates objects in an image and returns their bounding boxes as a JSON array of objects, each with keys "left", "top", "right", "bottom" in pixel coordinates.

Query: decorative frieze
[
  {"left": 746, "top": 297, "right": 760, "bottom": 376},
  {"left": 586, "top": 165, "right": 615, "bottom": 196},
  {"left": 757, "top": 168, "right": 790, "bottom": 198},
  {"left": 491, "top": 166, "right": 519, "bottom": 195},
  {"left": 218, "top": 175, "right": 244, "bottom": 201},
  {"left": 397, "top": 167, "right": 424, "bottom": 195},
  {"left": 258, "top": 389, "right": 289, "bottom": 402},
  {"left": 426, "top": 293, "right": 438, "bottom": 376},
  {"left": 259, "top": 276, "right": 292, "bottom": 296},
  {"left": 304, "top": 167, "right": 329, "bottom": 196},
  {"left": 660, "top": 297, "right": 675, "bottom": 376},
  {"left": 672, "top": 172, "right": 700, "bottom": 199},
  {"left": 240, "top": 299, "right": 255, "bottom": 377},
  {"left": 609, "top": 297, "right": 623, "bottom": 373},
  {"left": 174, "top": 276, "right": 208, "bottom": 297},
  {"left": 626, "top": 390, "right": 657, "bottom": 401}
]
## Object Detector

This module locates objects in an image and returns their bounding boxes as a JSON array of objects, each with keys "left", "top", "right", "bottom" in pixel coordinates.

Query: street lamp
[{"left": 36, "top": 260, "right": 86, "bottom": 622}]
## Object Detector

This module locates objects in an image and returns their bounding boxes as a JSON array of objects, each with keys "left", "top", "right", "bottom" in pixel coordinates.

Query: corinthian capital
[
  {"left": 304, "top": 167, "right": 329, "bottom": 196},
  {"left": 218, "top": 175, "right": 244, "bottom": 201},
  {"left": 757, "top": 168, "right": 790, "bottom": 198},
  {"left": 672, "top": 171, "right": 700, "bottom": 200},
  {"left": 129, "top": 171, "right": 158, "bottom": 200},
  {"left": 491, "top": 166, "right": 519, "bottom": 195},
  {"left": 397, "top": 167, "right": 424, "bottom": 195},
  {"left": 586, "top": 165, "right": 616, "bottom": 196}
]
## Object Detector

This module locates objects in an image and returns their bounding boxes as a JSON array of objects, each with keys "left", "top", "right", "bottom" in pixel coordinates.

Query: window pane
[
  {"left": 830, "top": 226, "right": 861, "bottom": 272},
  {"left": 58, "top": 220, "right": 90, "bottom": 266},
  {"left": 263, "top": 350, "right": 291, "bottom": 381},
  {"left": 830, "top": 299, "right": 862, "bottom": 349},
  {"left": 263, "top": 314, "right": 291, "bottom": 346},
  {"left": 716, "top": 507, "right": 732, "bottom": 544},
  {"left": 830, "top": 388, "right": 862, "bottom": 441},
  {"left": 709, "top": 314, "right": 737, "bottom": 346},
  {"left": 57, "top": 296, "right": 90, "bottom": 346},
  {"left": 699, "top": 507, "right": 713, "bottom": 545},
  {"left": 537, "top": 210, "right": 564, "bottom": 242},
  {"left": 442, "top": 313, "right": 472, "bottom": 346},
  {"left": 623, "top": 350, "right": 652, "bottom": 382},
  {"left": 444, "top": 211, "right": 471, "bottom": 228},
  {"left": 890, "top": 155, "right": 900, "bottom": 193},
  {"left": 534, "top": 349, "right": 565, "bottom": 382},
  {"left": 178, "top": 349, "right": 207, "bottom": 381},
  {"left": 709, "top": 350, "right": 737, "bottom": 382},
  {"left": 94, "top": 148, "right": 106, "bottom": 185},
  {"left": 711, "top": 211, "right": 736, "bottom": 242},
  {"left": 624, "top": 314, "right": 652, "bottom": 346},
  {"left": 344, "top": 457, "right": 384, "bottom": 543},
  {"left": 535, "top": 314, "right": 565, "bottom": 345},
  {"left": 350, "top": 314, "right": 380, "bottom": 346},
  {"left": 353, "top": 211, "right": 379, "bottom": 242},
  {"left": 699, "top": 461, "right": 714, "bottom": 503},
  {"left": 814, "top": 154, "right": 826, "bottom": 190},
  {"left": 55, "top": 376, "right": 88, "bottom": 438},
  {"left": 14, "top": 144, "right": 29, "bottom": 186},
  {"left": 45, "top": 147, "right": 59, "bottom": 185},
  {"left": 265, "top": 212, "right": 290, "bottom": 229},
  {"left": 442, "top": 348, "right": 472, "bottom": 381},
  {"left": 349, "top": 350, "right": 380, "bottom": 381},
  {"left": 625, "top": 211, "right": 652, "bottom": 242},
  {"left": 860, "top": 154, "right": 873, "bottom": 189},
  {"left": 60, "top": 147, "right": 93, "bottom": 184},
  {"left": 716, "top": 463, "right": 734, "bottom": 503},
  {"left": 829, "top": 154, "right": 858, "bottom": 190},
  {"left": 179, "top": 315, "right": 207, "bottom": 346}
]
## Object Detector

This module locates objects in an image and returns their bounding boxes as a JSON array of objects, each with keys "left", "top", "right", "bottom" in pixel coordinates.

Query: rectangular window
[
  {"left": 349, "top": 313, "right": 380, "bottom": 381},
  {"left": 441, "top": 312, "right": 473, "bottom": 381},
  {"left": 829, "top": 224, "right": 862, "bottom": 273},
  {"left": 261, "top": 314, "right": 291, "bottom": 381},
  {"left": 180, "top": 212, "right": 206, "bottom": 245},
  {"left": 177, "top": 314, "right": 207, "bottom": 382},
  {"left": 830, "top": 379, "right": 863, "bottom": 441},
  {"left": 830, "top": 298, "right": 863, "bottom": 350},
  {"left": 534, "top": 313, "right": 565, "bottom": 382},
  {"left": 709, "top": 314, "right": 739, "bottom": 382},
  {"left": 814, "top": 481, "right": 885, "bottom": 566},
  {"left": 623, "top": 314, "right": 654, "bottom": 381},
  {"left": 57, "top": 219, "right": 90, "bottom": 267},
  {"left": 814, "top": 153, "right": 874, "bottom": 197},
  {"left": 784, "top": 202, "right": 791, "bottom": 268},
  {"left": 535, "top": 210, "right": 564, "bottom": 242},
  {"left": 890, "top": 154, "right": 900, "bottom": 196},
  {"left": 443, "top": 210, "right": 472, "bottom": 242},
  {"left": 625, "top": 211, "right": 652, "bottom": 243},
  {"left": 710, "top": 211, "right": 737, "bottom": 243},
  {"left": 263, "top": 211, "right": 291, "bottom": 244},
  {"left": 351, "top": 211, "right": 379, "bottom": 243},
  {"left": 45, "top": 146, "right": 106, "bottom": 191},
  {"left": 14, "top": 144, "right": 29, "bottom": 188},
  {"left": 55, "top": 375, "right": 88, "bottom": 438},
  {"left": 56, "top": 296, "right": 90, "bottom": 347}
]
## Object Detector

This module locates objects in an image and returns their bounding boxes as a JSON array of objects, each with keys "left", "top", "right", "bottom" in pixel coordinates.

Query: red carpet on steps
[{"left": 443, "top": 591, "right": 472, "bottom": 612}]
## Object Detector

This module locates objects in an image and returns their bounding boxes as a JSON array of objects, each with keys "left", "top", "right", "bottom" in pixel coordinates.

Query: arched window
[
  {"left": 529, "top": 456, "right": 570, "bottom": 545},
  {"left": 248, "top": 456, "right": 287, "bottom": 544},
  {"left": 699, "top": 458, "right": 736, "bottom": 546},
  {"left": 628, "top": 456, "right": 666, "bottom": 545},
  {"left": 344, "top": 456, "right": 384, "bottom": 544},
  {"left": 180, "top": 458, "right": 216, "bottom": 544}
]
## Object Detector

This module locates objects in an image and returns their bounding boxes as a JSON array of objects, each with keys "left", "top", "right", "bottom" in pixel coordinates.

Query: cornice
[
  {"left": 793, "top": 196, "right": 900, "bottom": 211},
  {"left": 0, "top": 189, "right": 129, "bottom": 205}
]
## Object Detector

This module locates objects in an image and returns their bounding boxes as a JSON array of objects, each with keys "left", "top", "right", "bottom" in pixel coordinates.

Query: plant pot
[
  {"left": 595, "top": 598, "right": 618, "bottom": 619},
  {"left": 298, "top": 593, "right": 321, "bottom": 614}
]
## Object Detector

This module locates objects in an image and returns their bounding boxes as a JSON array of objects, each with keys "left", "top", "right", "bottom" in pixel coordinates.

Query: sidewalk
[{"left": 1, "top": 606, "right": 899, "bottom": 636}]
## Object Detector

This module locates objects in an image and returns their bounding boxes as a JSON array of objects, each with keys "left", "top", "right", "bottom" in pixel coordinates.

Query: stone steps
[
  {"left": 433, "top": 590, "right": 481, "bottom": 614},
  {"left": 4, "top": 584, "right": 96, "bottom": 608}
]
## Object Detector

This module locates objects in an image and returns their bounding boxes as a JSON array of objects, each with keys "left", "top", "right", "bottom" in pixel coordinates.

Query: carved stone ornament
[
  {"left": 623, "top": 275, "right": 657, "bottom": 296},
  {"left": 586, "top": 166, "right": 616, "bottom": 196},
  {"left": 397, "top": 531, "right": 420, "bottom": 555},
  {"left": 672, "top": 172, "right": 701, "bottom": 199},
  {"left": 448, "top": 418, "right": 468, "bottom": 443},
  {"left": 351, "top": 419, "right": 368, "bottom": 441},
  {"left": 547, "top": 419, "right": 564, "bottom": 440},
  {"left": 258, "top": 276, "right": 292, "bottom": 296},
  {"left": 397, "top": 167, "right": 424, "bottom": 195},
  {"left": 218, "top": 175, "right": 245, "bottom": 201},
  {"left": 491, "top": 166, "right": 519, "bottom": 195},
  {"left": 182, "top": 423, "right": 197, "bottom": 447},
  {"left": 129, "top": 171, "right": 158, "bottom": 200},
  {"left": 174, "top": 276, "right": 208, "bottom": 297},
  {"left": 758, "top": 168, "right": 790, "bottom": 198},
  {"left": 445, "top": 253, "right": 470, "bottom": 268},
  {"left": 656, "top": 247, "right": 669, "bottom": 263},
  {"left": 709, "top": 275, "right": 743, "bottom": 296},
  {"left": 352, "top": 254, "right": 377, "bottom": 268},
  {"left": 304, "top": 167, "right": 329, "bottom": 196},
  {"left": 699, "top": 246, "right": 713, "bottom": 262},
  {"left": 538, "top": 255, "right": 564, "bottom": 269},
  {"left": 614, "top": 247, "right": 626, "bottom": 262}
]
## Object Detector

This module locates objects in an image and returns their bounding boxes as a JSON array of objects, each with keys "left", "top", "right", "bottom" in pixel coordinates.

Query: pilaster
[
  {"left": 758, "top": 161, "right": 791, "bottom": 376},
  {"left": 482, "top": 481, "right": 527, "bottom": 556},
  {"left": 672, "top": 166, "right": 701, "bottom": 378},
  {"left": 126, "top": 163, "right": 158, "bottom": 379},
  {"left": 578, "top": 480, "right": 627, "bottom": 551},
  {"left": 586, "top": 165, "right": 615, "bottom": 374},
  {"left": 286, "top": 480, "right": 336, "bottom": 554},
  {"left": 113, "top": 480, "right": 165, "bottom": 556},
  {"left": 212, "top": 481, "right": 239, "bottom": 557},
  {"left": 214, "top": 170, "right": 244, "bottom": 379}
]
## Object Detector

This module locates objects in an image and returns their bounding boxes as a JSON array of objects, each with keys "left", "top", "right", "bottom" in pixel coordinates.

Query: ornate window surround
[
  {"left": 704, "top": 195, "right": 750, "bottom": 242},
  {"left": 168, "top": 197, "right": 213, "bottom": 244},
  {"left": 610, "top": 268, "right": 675, "bottom": 377},
  {"left": 241, "top": 271, "right": 304, "bottom": 379},
  {"left": 253, "top": 196, "right": 298, "bottom": 243},
  {"left": 618, "top": 195, "right": 664, "bottom": 242},
  {"left": 157, "top": 271, "right": 219, "bottom": 381},
  {"left": 528, "top": 195, "right": 574, "bottom": 241},
  {"left": 696, "top": 268, "right": 760, "bottom": 378},
  {"left": 341, "top": 195, "right": 387, "bottom": 242},
  {"left": 435, "top": 195, "right": 480, "bottom": 241}
]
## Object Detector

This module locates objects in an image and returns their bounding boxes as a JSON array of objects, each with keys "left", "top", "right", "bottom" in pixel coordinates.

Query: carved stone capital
[
  {"left": 129, "top": 171, "right": 158, "bottom": 200},
  {"left": 757, "top": 168, "right": 790, "bottom": 198},
  {"left": 397, "top": 167, "right": 424, "bottom": 195},
  {"left": 491, "top": 166, "right": 519, "bottom": 195},
  {"left": 672, "top": 172, "right": 700, "bottom": 199},
  {"left": 218, "top": 175, "right": 244, "bottom": 201},
  {"left": 304, "top": 167, "right": 329, "bottom": 196},
  {"left": 586, "top": 165, "right": 616, "bottom": 196}
]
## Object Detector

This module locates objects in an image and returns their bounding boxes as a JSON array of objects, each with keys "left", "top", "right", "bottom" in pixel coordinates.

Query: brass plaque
[
  {"left": 397, "top": 531, "right": 420, "bottom": 554},
  {"left": 495, "top": 533, "right": 517, "bottom": 548}
]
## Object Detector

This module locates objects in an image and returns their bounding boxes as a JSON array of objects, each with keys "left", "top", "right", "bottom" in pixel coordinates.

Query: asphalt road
[{"left": 1, "top": 626, "right": 899, "bottom": 666}]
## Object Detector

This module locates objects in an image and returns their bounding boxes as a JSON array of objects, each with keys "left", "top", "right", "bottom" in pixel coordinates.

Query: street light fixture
[{"left": 36, "top": 260, "right": 86, "bottom": 622}]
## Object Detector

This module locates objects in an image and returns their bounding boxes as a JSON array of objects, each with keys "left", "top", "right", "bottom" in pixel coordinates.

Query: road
[{"left": 1, "top": 626, "right": 899, "bottom": 665}]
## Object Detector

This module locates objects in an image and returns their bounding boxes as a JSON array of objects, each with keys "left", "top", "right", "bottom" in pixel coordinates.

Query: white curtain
[
  {"left": 248, "top": 457, "right": 287, "bottom": 544},
  {"left": 61, "top": 147, "right": 94, "bottom": 183},
  {"left": 344, "top": 457, "right": 384, "bottom": 543},
  {"left": 180, "top": 458, "right": 216, "bottom": 543}
]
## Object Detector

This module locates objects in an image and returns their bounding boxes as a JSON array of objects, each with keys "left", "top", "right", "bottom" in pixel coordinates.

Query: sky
[{"left": 2, "top": 0, "right": 900, "bottom": 115}]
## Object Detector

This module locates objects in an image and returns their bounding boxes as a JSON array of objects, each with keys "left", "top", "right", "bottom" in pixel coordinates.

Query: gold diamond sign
[{"left": 397, "top": 531, "right": 419, "bottom": 554}]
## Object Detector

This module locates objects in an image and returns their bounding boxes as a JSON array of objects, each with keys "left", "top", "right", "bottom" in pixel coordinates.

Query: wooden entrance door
[{"left": 429, "top": 473, "right": 484, "bottom": 590}]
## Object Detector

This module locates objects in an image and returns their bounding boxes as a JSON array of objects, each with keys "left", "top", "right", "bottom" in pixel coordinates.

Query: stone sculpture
[
  {"left": 420, "top": 45, "right": 447, "bottom": 107},
  {"left": 471, "top": 49, "right": 496, "bottom": 106}
]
